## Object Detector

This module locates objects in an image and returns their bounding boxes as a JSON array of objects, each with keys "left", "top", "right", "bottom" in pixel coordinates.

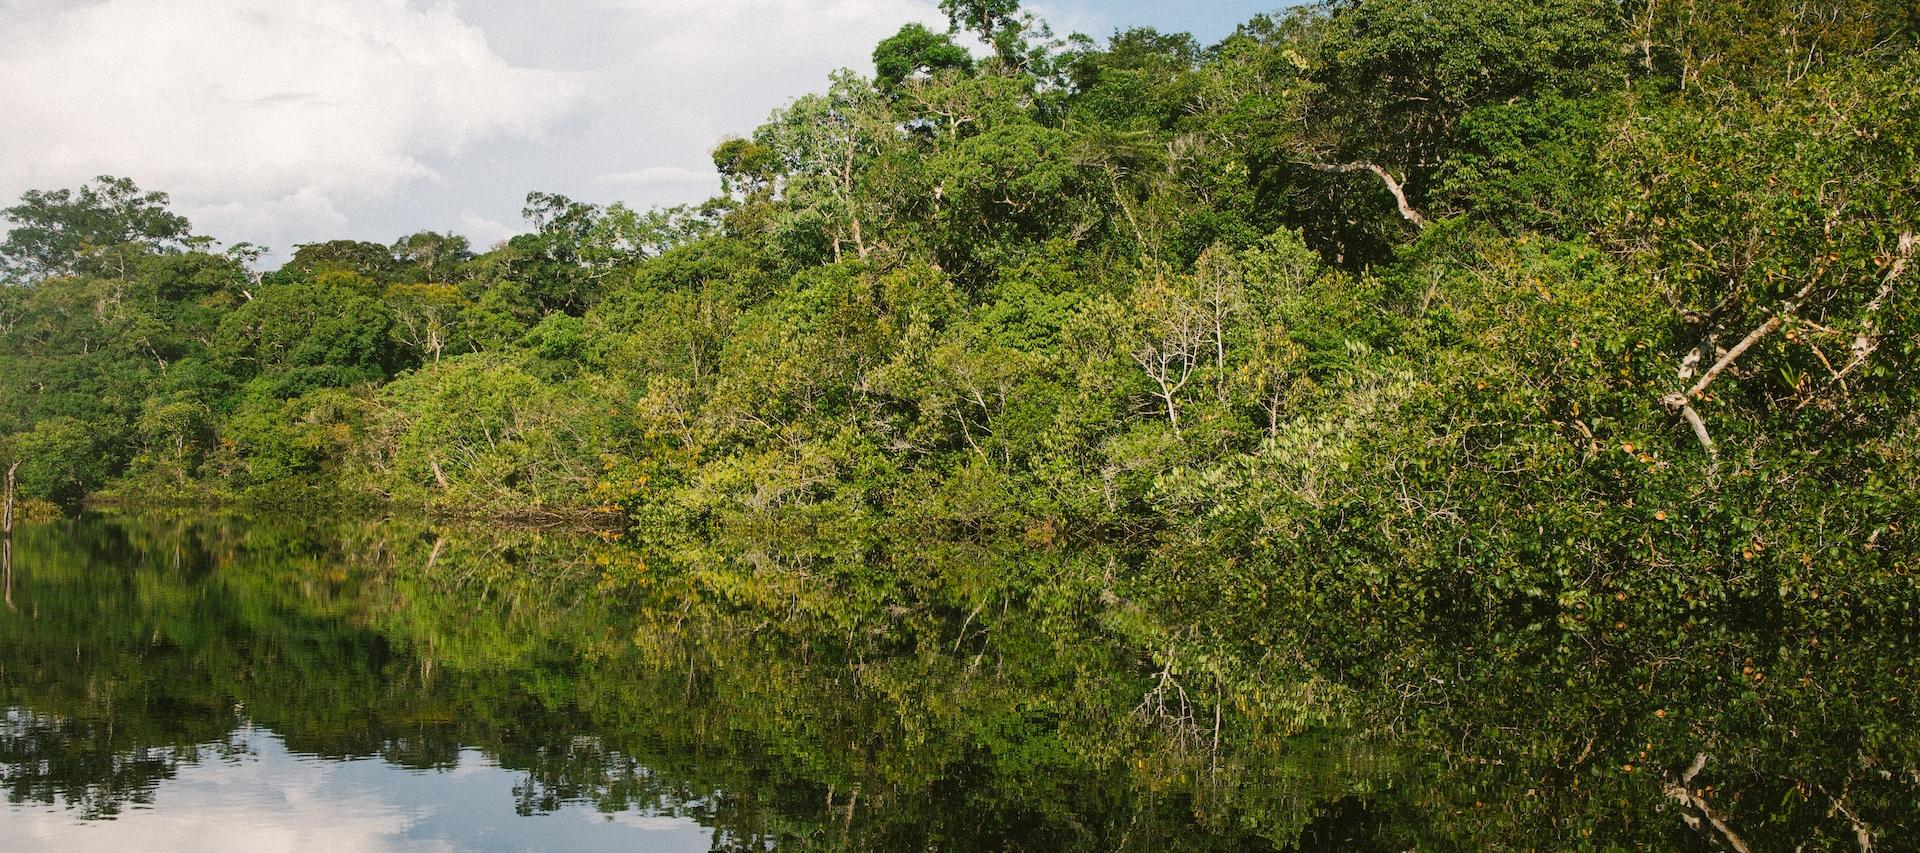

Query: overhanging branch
[
  {"left": 1664, "top": 754, "right": 1752, "bottom": 853},
  {"left": 1301, "top": 161, "right": 1430, "bottom": 229},
  {"left": 1661, "top": 277, "right": 1820, "bottom": 457}
]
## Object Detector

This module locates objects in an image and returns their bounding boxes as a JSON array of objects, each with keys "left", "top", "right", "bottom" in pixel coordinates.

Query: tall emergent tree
[{"left": 0, "top": 176, "right": 194, "bottom": 281}]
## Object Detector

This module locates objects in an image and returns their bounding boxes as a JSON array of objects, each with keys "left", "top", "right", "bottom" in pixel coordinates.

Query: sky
[{"left": 0, "top": 0, "right": 1289, "bottom": 262}]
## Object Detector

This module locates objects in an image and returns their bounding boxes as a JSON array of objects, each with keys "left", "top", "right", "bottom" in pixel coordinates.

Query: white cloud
[
  {"left": 517, "top": 0, "right": 951, "bottom": 203},
  {"left": 0, "top": 0, "right": 583, "bottom": 251},
  {"left": 594, "top": 166, "right": 715, "bottom": 190},
  {"left": 457, "top": 210, "right": 515, "bottom": 249},
  {"left": 0, "top": 0, "right": 974, "bottom": 257}
]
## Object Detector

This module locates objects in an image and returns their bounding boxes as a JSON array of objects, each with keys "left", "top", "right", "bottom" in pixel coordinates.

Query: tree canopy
[
  {"left": 2, "top": 3, "right": 1916, "bottom": 844},
  {"left": 0, "top": 175, "right": 193, "bottom": 281}
]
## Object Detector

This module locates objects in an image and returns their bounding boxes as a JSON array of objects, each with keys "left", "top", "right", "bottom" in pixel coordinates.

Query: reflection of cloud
[
  {"left": 7, "top": 745, "right": 439, "bottom": 853},
  {"left": 4, "top": 730, "right": 717, "bottom": 853}
]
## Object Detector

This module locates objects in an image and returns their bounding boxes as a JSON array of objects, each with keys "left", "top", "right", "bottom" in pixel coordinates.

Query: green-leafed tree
[{"left": 1, "top": 176, "right": 193, "bottom": 281}]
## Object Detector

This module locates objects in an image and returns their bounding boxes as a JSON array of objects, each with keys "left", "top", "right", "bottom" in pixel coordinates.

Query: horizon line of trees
[{"left": 3, "top": 1, "right": 1917, "bottom": 846}]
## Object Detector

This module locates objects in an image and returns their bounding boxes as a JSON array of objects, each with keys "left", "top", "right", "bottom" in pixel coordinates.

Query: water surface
[{"left": 1, "top": 513, "right": 1914, "bottom": 850}]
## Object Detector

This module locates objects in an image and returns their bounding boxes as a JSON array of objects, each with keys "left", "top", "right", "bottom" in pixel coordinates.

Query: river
[{"left": 1, "top": 512, "right": 1913, "bottom": 850}]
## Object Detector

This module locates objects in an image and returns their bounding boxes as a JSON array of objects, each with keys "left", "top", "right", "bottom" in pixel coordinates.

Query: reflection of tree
[
  {"left": 0, "top": 512, "right": 1912, "bottom": 849},
  {"left": 0, "top": 710, "right": 248, "bottom": 819},
  {"left": 1354, "top": 605, "right": 1920, "bottom": 850},
  {"left": 0, "top": 514, "right": 1296, "bottom": 848}
]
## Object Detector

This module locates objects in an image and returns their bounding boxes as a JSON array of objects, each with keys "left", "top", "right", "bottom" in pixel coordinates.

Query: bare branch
[
  {"left": 1664, "top": 754, "right": 1752, "bottom": 853},
  {"left": 1823, "top": 788, "right": 1875, "bottom": 853},
  {"left": 1301, "top": 161, "right": 1430, "bottom": 229},
  {"left": 1832, "top": 231, "right": 1914, "bottom": 383},
  {"left": 1662, "top": 277, "right": 1820, "bottom": 456}
]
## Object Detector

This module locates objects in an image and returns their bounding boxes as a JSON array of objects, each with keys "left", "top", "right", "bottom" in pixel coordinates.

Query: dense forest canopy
[
  {"left": 3, "top": 0, "right": 1911, "bottom": 518},
  {"left": 1, "top": 0, "right": 1918, "bottom": 844}
]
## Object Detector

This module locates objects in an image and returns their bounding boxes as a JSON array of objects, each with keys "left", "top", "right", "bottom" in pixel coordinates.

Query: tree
[
  {"left": 1294, "top": 0, "right": 1623, "bottom": 245},
  {"left": 1635, "top": 0, "right": 1920, "bottom": 90},
  {"left": 392, "top": 231, "right": 473, "bottom": 283},
  {"left": 11, "top": 417, "right": 113, "bottom": 504},
  {"left": 283, "top": 240, "right": 399, "bottom": 280},
  {"left": 1597, "top": 58, "right": 1920, "bottom": 462},
  {"left": 713, "top": 138, "right": 781, "bottom": 199},
  {"left": 874, "top": 23, "right": 975, "bottom": 90},
  {"left": 1126, "top": 273, "right": 1211, "bottom": 436},
  {"left": 941, "top": 0, "right": 1022, "bottom": 42},
  {"left": 213, "top": 282, "right": 401, "bottom": 396},
  {"left": 500, "top": 193, "right": 659, "bottom": 315},
  {"left": 1, "top": 176, "right": 193, "bottom": 281},
  {"left": 384, "top": 283, "right": 466, "bottom": 363},
  {"left": 940, "top": 0, "right": 1054, "bottom": 73},
  {"left": 756, "top": 72, "right": 893, "bottom": 264}
]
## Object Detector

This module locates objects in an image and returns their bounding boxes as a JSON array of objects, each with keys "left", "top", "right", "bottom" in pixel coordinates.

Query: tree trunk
[{"left": 3, "top": 460, "right": 18, "bottom": 537}]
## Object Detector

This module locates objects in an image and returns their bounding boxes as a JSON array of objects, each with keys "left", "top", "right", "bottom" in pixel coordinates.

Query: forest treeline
[
  {"left": 4, "top": 1, "right": 1919, "bottom": 843},
  {"left": 3, "top": 2, "right": 1917, "bottom": 546}
]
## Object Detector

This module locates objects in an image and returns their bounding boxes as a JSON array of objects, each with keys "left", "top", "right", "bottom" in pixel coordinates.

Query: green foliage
[
  {"left": 11, "top": 416, "right": 114, "bottom": 503},
  {"left": 2, "top": 10, "right": 1916, "bottom": 845},
  {"left": 220, "top": 388, "right": 367, "bottom": 484},
  {"left": 0, "top": 175, "right": 193, "bottom": 281},
  {"left": 284, "top": 239, "right": 399, "bottom": 280},
  {"left": 874, "top": 23, "right": 975, "bottom": 89},
  {"left": 940, "top": 0, "right": 1040, "bottom": 69},
  {"left": 213, "top": 281, "right": 402, "bottom": 397}
]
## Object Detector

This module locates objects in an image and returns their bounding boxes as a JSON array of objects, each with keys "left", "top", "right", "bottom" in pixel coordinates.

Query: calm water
[
  {"left": 2, "top": 513, "right": 1915, "bottom": 850},
  {"left": 3, "top": 712, "right": 712, "bottom": 852}
]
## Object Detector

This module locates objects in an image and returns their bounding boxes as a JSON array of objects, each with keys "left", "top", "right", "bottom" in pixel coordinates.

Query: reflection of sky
[{"left": 1, "top": 724, "right": 714, "bottom": 853}]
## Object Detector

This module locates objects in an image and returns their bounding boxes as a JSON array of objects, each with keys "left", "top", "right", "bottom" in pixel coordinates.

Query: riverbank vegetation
[
  {"left": 2, "top": 1, "right": 1917, "bottom": 845},
  {"left": 6, "top": 1, "right": 1916, "bottom": 535}
]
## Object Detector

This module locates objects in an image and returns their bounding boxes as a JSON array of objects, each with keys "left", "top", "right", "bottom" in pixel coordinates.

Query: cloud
[
  {"left": 0, "top": 0, "right": 583, "bottom": 251},
  {"left": 480, "top": 0, "right": 950, "bottom": 205},
  {"left": 594, "top": 166, "right": 716, "bottom": 192},
  {"left": 456, "top": 211, "right": 515, "bottom": 249},
  {"left": 0, "top": 0, "right": 979, "bottom": 257}
]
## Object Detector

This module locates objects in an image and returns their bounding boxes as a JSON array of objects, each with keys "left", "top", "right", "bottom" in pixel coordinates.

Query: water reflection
[
  {"left": 2, "top": 713, "right": 713, "bottom": 852},
  {"left": 0, "top": 512, "right": 1913, "bottom": 851}
]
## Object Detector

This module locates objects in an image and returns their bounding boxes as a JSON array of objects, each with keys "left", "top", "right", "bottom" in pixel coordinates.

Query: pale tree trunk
[
  {"left": 1134, "top": 344, "right": 1199, "bottom": 437},
  {"left": 1661, "top": 277, "right": 1820, "bottom": 461},
  {"left": 1665, "top": 232, "right": 1912, "bottom": 460},
  {"left": 1, "top": 461, "right": 13, "bottom": 612},
  {"left": 3, "top": 461, "right": 18, "bottom": 537},
  {"left": 1664, "top": 754, "right": 1752, "bottom": 852}
]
